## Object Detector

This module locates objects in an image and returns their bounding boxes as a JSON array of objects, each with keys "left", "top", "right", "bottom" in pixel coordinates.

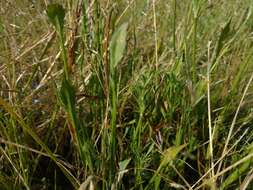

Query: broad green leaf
[
  {"left": 216, "top": 18, "right": 232, "bottom": 58},
  {"left": 59, "top": 77, "right": 76, "bottom": 109},
  {"left": 109, "top": 23, "right": 128, "bottom": 69},
  {"left": 118, "top": 158, "right": 131, "bottom": 182},
  {"left": 119, "top": 158, "right": 131, "bottom": 172},
  {"left": 59, "top": 78, "right": 96, "bottom": 172},
  {"left": 148, "top": 144, "right": 187, "bottom": 190},
  {"left": 159, "top": 144, "right": 187, "bottom": 168},
  {"left": 46, "top": 3, "right": 65, "bottom": 31}
]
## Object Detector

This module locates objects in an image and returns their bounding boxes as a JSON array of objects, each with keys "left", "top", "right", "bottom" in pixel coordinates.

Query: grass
[{"left": 1, "top": 0, "right": 253, "bottom": 189}]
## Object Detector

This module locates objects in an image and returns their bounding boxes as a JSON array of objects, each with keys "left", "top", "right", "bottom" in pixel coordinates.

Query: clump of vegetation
[{"left": 1, "top": 0, "right": 253, "bottom": 189}]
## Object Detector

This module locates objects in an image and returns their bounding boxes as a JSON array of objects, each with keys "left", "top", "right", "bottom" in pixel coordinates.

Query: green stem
[
  {"left": 192, "top": 17, "right": 198, "bottom": 83},
  {"left": 109, "top": 71, "right": 117, "bottom": 185},
  {"left": 56, "top": 19, "right": 69, "bottom": 80},
  {"left": 173, "top": 0, "right": 177, "bottom": 54}
]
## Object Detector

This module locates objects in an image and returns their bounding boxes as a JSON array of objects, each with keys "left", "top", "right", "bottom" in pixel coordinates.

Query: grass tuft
[{"left": 1, "top": 1, "right": 253, "bottom": 189}]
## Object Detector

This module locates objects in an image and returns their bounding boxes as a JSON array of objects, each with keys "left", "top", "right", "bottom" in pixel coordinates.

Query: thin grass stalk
[
  {"left": 0, "top": 97, "right": 80, "bottom": 189},
  {"left": 0, "top": 147, "right": 29, "bottom": 190},
  {"left": 192, "top": 16, "right": 197, "bottom": 83},
  {"left": 192, "top": 0, "right": 200, "bottom": 83},
  {"left": 173, "top": 0, "right": 177, "bottom": 54},
  {"left": 195, "top": 150, "right": 253, "bottom": 190},
  {"left": 207, "top": 41, "right": 215, "bottom": 182},
  {"left": 240, "top": 168, "right": 253, "bottom": 190},
  {"left": 217, "top": 72, "right": 253, "bottom": 175},
  {"left": 134, "top": 110, "right": 144, "bottom": 190},
  {"left": 10, "top": 118, "right": 24, "bottom": 175},
  {"left": 109, "top": 72, "right": 117, "bottom": 185},
  {"left": 152, "top": 0, "right": 158, "bottom": 69},
  {"left": 0, "top": 137, "right": 59, "bottom": 158},
  {"left": 190, "top": 128, "right": 249, "bottom": 190}
]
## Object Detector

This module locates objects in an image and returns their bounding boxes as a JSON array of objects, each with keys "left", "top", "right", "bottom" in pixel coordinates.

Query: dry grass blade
[
  {"left": 1, "top": 1, "right": 253, "bottom": 189},
  {"left": 14, "top": 31, "right": 55, "bottom": 61},
  {"left": 217, "top": 72, "right": 253, "bottom": 174},
  {"left": 0, "top": 146, "right": 29, "bottom": 190},
  {"left": 78, "top": 176, "right": 94, "bottom": 190},
  {"left": 0, "top": 97, "right": 80, "bottom": 189},
  {"left": 240, "top": 168, "right": 253, "bottom": 190}
]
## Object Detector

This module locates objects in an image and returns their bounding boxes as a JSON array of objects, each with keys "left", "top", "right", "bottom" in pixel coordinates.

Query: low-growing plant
[{"left": 1, "top": 0, "right": 253, "bottom": 190}]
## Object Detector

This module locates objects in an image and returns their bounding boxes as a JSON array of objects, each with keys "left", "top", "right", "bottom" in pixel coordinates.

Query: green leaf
[
  {"left": 109, "top": 23, "right": 128, "bottom": 69},
  {"left": 221, "top": 160, "right": 251, "bottom": 190},
  {"left": 118, "top": 158, "right": 131, "bottom": 182},
  {"left": 59, "top": 77, "right": 76, "bottom": 109},
  {"left": 0, "top": 97, "right": 80, "bottom": 189},
  {"left": 159, "top": 144, "right": 187, "bottom": 168},
  {"left": 216, "top": 18, "right": 232, "bottom": 58},
  {"left": 147, "top": 144, "right": 187, "bottom": 190},
  {"left": 119, "top": 158, "right": 131, "bottom": 172},
  {"left": 192, "top": 0, "right": 200, "bottom": 18},
  {"left": 46, "top": 3, "right": 65, "bottom": 31}
]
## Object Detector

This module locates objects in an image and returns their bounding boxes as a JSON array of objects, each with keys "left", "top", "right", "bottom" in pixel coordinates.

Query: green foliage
[
  {"left": 1, "top": 1, "right": 253, "bottom": 189},
  {"left": 59, "top": 78, "right": 76, "bottom": 110},
  {"left": 215, "top": 18, "right": 232, "bottom": 62},
  {"left": 118, "top": 158, "right": 131, "bottom": 182},
  {"left": 46, "top": 3, "right": 68, "bottom": 79},
  {"left": 109, "top": 23, "right": 128, "bottom": 70},
  {"left": 159, "top": 144, "right": 187, "bottom": 169},
  {"left": 46, "top": 3, "right": 65, "bottom": 31},
  {"left": 192, "top": 0, "right": 200, "bottom": 18}
]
